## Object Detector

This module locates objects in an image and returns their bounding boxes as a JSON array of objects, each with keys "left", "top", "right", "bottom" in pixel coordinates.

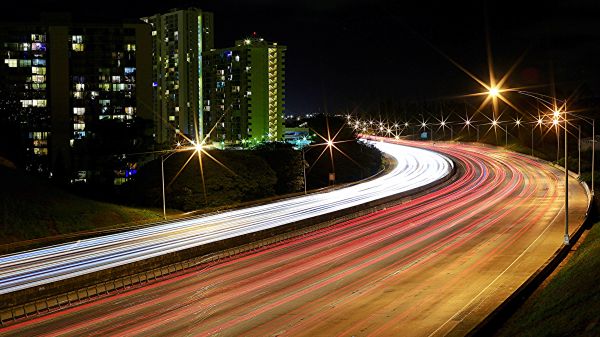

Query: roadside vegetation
[
  {"left": 496, "top": 218, "right": 600, "bottom": 336},
  {"left": 0, "top": 166, "right": 162, "bottom": 245}
]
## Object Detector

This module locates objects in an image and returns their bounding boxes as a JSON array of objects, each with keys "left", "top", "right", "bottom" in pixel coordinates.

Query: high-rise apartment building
[
  {"left": 203, "top": 36, "right": 286, "bottom": 144},
  {"left": 141, "top": 8, "right": 213, "bottom": 144},
  {"left": 0, "top": 14, "right": 152, "bottom": 183}
]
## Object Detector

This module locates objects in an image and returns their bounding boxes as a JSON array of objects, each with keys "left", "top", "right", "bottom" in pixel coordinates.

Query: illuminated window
[
  {"left": 73, "top": 91, "right": 83, "bottom": 99},
  {"left": 152, "top": 30, "right": 157, "bottom": 36},
  {"left": 21, "top": 99, "right": 46, "bottom": 107},
  {"left": 4, "top": 59, "right": 17, "bottom": 67},
  {"left": 73, "top": 107, "right": 85, "bottom": 115},
  {"left": 125, "top": 107, "right": 135, "bottom": 115},
  {"left": 99, "top": 83, "right": 110, "bottom": 91},
  {"left": 31, "top": 34, "right": 46, "bottom": 42},
  {"left": 112, "top": 76, "right": 121, "bottom": 83},
  {"left": 31, "top": 131, "right": 48, "bottom": 140},
  {"left": 32, "top": 75, "right": 45, "bottom": 83},
  {"left": 19, "top": 59, "right": 31, "bottom": 67},
  {"left": 73, "top": 131, "right": 86, "bottom": 139},
  {"left": 33, "top": 148, "right": 48, "bottom": 155},
  {"left": 32, "top": 66, "right": 46, "bottom": 75},
  {"left": 32, "top": 59, "right": 46, "bottom": 66},
  {"left": 72, "top": 35, "right": 83, "bottom": 43},
  {"left": 125, "top": 44, "right": 136, "bottom": 51},
  {"left": 73, "top": 115, "right": 85, "bottom": 123},
  {"left": 75, "top": 83, "right": 85, "bottom": 91},
  {"left": 32, "top": 83, "right": 46, "bottom": 90},
  {"left": 72, "top": 43, "right": 84, "bottom": 52},
  {"left": 168, "top": 115, "right": 175, "bottom": 121},
  {"left": 73, "top": 123, "right": 85, "bottom": 130},
  {"left": 31, "top": 43, "right": 46, "bottom": 51},
  {"left": 99, "top": 99, "right": 110, "bottom": 106}
]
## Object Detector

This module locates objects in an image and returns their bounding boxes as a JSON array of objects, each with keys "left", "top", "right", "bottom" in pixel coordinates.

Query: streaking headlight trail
[{"left": 0, "top": 141, "right": 453, "bottom": 295}]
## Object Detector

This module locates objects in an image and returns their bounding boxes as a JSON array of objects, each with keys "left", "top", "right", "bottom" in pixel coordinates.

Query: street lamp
[
  {"left": 491, "top": 119, "right": 508, "bottom": 146},
  {"left": 301, "top": 145, "right": 308, "bottom": 194},
  {"left": 160, "top": 140, "right": 205, "bottom": 220},
  {"left": 532, "top": 117, "right": 544, "bottom": 156},
  {"left": 160, "top": 151, "right": 178, "bottom": 220}
]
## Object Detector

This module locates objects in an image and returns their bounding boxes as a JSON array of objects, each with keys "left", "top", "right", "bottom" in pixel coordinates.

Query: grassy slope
[
  {"left": 497, "top": 221, "right": 600, "bottom": 336},
  {"left": 0, "top": 167, "right": 162, "bottom": 244}
]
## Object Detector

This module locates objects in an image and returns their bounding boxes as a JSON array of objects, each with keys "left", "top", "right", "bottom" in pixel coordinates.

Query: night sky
[{"left": 3, "top": 0, "right": 600, "bottom": 116}]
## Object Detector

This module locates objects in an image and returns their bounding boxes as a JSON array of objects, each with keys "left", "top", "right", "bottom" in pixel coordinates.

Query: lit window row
[
  {"left": 30, "top": 131, "right": 48, "bottom": 140},
  {"left": 20, "top": 99, "right": 46, "bottom": 107},
  {"left": 100, "top": 115, "right": 133, "bottom": 121},
  {"left": 32, "top": 66, "right": 46, "bottom": 75},
  {"left": 31, "top": 34, "right": 46, "bottom": 42},
  {"left": 73, "top": 107, "right": 85, "bottom": 115},
  {"left": 33, "top": 148, "right": 48, "bottom": 155},
  {"left": 72, "top": 43, "right": 84, "bottom": 52},
  {"left": 4, "top": 59, "right": 17, "bottom": 67},
  {"left": 31, "top": 75, "right": 45, "bottom": 83}
]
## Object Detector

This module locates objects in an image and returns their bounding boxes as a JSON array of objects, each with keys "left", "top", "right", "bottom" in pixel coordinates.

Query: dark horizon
[{"left": 2, "top": 0, "right": 600, "bottom": 116}]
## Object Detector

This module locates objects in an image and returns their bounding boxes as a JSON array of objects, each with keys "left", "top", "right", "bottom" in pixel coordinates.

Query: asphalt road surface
[{"left": 0, "top": 139, "right": 589, "bottom": 337}]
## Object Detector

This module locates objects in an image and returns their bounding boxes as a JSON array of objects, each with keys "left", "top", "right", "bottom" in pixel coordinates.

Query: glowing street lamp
[
  {"left": 488, "top": 86, "right": 499, "bottom": 97},
  {"left": 531, "top": 117, "right": 545, "bottom": 156},
  {"left": 491, "top": 119, "right": 508, "bottom": 146}
]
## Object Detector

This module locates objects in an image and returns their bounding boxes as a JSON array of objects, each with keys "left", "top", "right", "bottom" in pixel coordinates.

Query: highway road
[
  {"left": 0, "top": 139, "right": 589, "bottom": 337},
  {"left": 0, "top": 142, "right": 452, "bottom": 296}
]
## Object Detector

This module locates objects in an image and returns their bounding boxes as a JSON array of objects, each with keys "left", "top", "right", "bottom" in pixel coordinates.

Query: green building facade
[{"left": 203, "top": 36, "right": 285, "bottom": 144}]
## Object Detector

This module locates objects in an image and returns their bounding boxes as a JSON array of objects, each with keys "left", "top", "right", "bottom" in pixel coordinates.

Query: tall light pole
[
  {"left": 564, "top": 109, "right": 569, "bottom": 245},
  {"left": 160, "top": 151, "right": 178, "bottom": 220},
  {"left": 302, "top": 146, "right": 308, "bottom": 194},
  {"left": 161, "top": 156, "right": 166, "bottom": 219}
]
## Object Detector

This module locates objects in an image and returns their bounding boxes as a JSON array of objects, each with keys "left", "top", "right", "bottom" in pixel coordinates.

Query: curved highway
[
  {"left": 0, "top": 139, "right": 588, "bottom": 337},
  {"left": 0, "top": 142, "right": 453, "bottom": 295}
]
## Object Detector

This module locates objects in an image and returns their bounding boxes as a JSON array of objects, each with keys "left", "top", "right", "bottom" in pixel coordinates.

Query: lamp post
[
  {"left": 579, "top": 125, "right": 581, "bottom": 176},
  {"left": 491, "top": 119, "right": 508, "bottom": 146},
  {"left": 302, "top": 146, "right": 308, "bottom": 194},
  {"left": 160, "top": 151, "right": 177, "bottom": 220},
  {"left": 532, "top": 118, "right": 544, "bottom": 156},
  {"left": 160, "top": 141, "right": 203, "bottom": 220}
]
